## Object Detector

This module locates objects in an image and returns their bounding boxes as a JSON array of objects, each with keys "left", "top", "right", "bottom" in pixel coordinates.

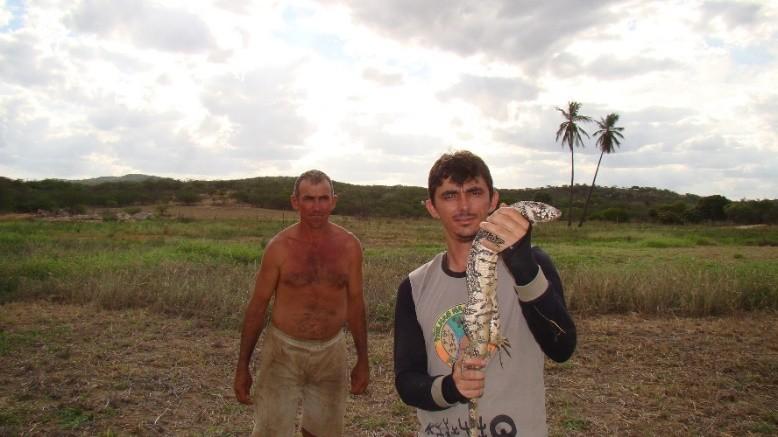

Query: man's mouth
[{"left": 453, "top": 214, "right": 477, "bottom": 223}]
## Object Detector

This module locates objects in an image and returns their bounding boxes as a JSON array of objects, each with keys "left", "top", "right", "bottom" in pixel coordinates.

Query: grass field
[
  {"left": 1, "top": 207, "right": 777, "bottom": 435},
  {"left": 2, "top": 210, "right": 776, "bottom": 327}
]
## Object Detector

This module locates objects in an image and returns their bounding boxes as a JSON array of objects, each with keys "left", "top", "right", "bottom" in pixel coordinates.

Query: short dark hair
[
  {"left": 428, "top": 150, "right": 494, "bottom": 203},
  {"left": 293, "top": 169, "right": 334, "bottom": 198}
]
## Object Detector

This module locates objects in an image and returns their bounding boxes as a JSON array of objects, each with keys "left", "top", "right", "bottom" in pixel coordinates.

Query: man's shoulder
[
  {"left": 408, "top": 252, "right": 444, "bottom": 285},
  {"left": 329, "top": 223, "right": 362, "bottom": 248},
  {"left": 263, "top": 225, "right": 297, "bottom": 253},
  {"left": 269, "top": 224, "right": 296, "bottom": 242}
]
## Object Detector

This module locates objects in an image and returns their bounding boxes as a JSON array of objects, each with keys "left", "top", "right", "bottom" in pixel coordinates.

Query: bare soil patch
[{"left": 1, "top": 302, "right": 776, "bottom": 436}]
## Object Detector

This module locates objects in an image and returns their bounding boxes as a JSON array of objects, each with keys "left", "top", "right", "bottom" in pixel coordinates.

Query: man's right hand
[
  {"left": 234, "top": 367, "right": 253, "bottom": 405},
  {"left": 452, "top": 356, "right": 486, "bottom": 400}
]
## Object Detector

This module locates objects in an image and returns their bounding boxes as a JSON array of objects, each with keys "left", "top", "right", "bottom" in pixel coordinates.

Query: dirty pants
[{"left": 252, "top": 324, "right": 348, "bottom": 437}]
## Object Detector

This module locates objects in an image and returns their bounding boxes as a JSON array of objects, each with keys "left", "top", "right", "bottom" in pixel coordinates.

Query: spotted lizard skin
[{"left": 463, "top": 201, "right": 561, "bottom": 437}]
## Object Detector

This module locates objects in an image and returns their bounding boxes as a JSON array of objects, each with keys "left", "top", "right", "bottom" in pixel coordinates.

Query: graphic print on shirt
[
  {"left": 432, "top": 303, "right": 501, "bottom": 367},
  {"left": 431, "top": 303, "right": 466, "bottom": 367}
]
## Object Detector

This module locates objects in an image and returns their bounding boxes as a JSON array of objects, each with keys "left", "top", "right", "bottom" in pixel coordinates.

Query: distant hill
[
  {"left": 1, "top": 174, "right": 775, "bottom": 224},
  {"left": 71, "top": 174, "right": 172, "bottom": 185}
]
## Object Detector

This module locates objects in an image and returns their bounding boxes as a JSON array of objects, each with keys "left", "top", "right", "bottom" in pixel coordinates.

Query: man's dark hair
[
  {"left": 427, "top": 150, "right": 494, "bottom": 203},
  {"left": 293, "top": 169, "right": 334, "bottom": 198}
]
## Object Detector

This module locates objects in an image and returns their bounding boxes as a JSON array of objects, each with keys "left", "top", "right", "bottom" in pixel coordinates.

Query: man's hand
[
  {"left": 452, "top": 356, "right": 487, "bottom": 400},
  {"left": 234, "top": 366, "right": 253, "bottom": 405},
  {"left": 350, "top": 359, "right": 369, "bottom": 395},
  {"left": 479, "top": 203, "right": 531, "bottom": 253},
  {"left": 483, "top": 203, "right": 539, "bottom": 284}
]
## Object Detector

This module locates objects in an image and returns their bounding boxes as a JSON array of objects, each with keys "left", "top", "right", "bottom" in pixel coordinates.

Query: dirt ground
[{"left": 1, "top": 301, "right": 776, "bottom": 436}]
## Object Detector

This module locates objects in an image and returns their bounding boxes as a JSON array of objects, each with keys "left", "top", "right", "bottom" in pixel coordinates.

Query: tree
[
  {"left": 694, "top": 195, "right": 730, "bottom": 221},
  {"left": 556, "top": 101, "right": 591, "bottom": 227},
  {"left": 579, "top": 113, "right": 624, "bottom": 227},
  {"left": 533, "top": 191, "right": 552, "bottom": 204}
]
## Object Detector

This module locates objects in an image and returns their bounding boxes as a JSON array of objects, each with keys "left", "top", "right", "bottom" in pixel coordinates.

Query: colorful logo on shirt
[{"left": 431, "top": 304, "right": 466, "bottom": 367}]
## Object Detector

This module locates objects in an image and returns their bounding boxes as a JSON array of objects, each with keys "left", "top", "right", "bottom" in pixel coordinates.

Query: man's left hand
[
  {"left": 479, "top": 203, "right": 530, "bottom": 253},
  {"left": 350, "top": 360, "right": 369, "bottom": 395}
]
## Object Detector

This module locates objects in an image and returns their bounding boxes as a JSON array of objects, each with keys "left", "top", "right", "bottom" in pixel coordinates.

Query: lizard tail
[{"left": 468, "top": 398, "right": 478, "bottom": 437}]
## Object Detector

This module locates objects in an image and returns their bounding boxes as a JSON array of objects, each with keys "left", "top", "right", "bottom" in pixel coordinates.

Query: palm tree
[
  {"left": 578, "top": 113, "right": 624, "bottom": 227},
  {"left": 556, "top": 101, "right": 591, "bottom": 227}
]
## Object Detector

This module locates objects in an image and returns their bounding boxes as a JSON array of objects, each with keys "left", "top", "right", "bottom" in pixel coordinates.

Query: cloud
[
  {"left": 317, "top": 150, "right": 430, "bottom": 187},
  {"left": 0, "top": 7, "right": 11, "bottom": 30},
  {"left": 328, "top": 0, "right": 620, "bottom": 70},
  {"left": 67, "top": 0, "right": 215, "bottom": 53},
  {"left": 701, "top": 1, "right": 762, "bottom": 29},
  {"left": 346, "top": 124, "right": 440, "bottom": 156},
  {"left": 362, "top": 67, "right": 403, "bottom": 86},
  {"left": 438, "top": 74, "right": 539, "bottom": 119},
  {"left": 0, "top": 31, "right": 64, "bottom": 86},
  {"left": 201, "top": 67, "right": 313, "bottom": 160},
  {"left": 747, "top": 93, "right": 778, "bottom": 143},
  {"left": 582, "top": 56, "right": 681, "bottom": 79},
  {"left": 0, "top": 107, "right": 104, "bottom": 178}
]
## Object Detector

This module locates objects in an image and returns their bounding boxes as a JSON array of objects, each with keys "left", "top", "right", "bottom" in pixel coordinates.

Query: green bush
[
  {"left": 726, "top": 200, "right": 778, "bottom": 224},
  {"left": 176, "top": 191, "right": 200, "bottom": 205},
  {"left": 591, "top": 207, "right": 630, "bottom": 223}
]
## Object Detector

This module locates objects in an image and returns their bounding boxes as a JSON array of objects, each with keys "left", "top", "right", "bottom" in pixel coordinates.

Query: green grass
[
  {"left": 0, "top": 330, "right": 41, "bottom": 355},
  {"left": 56, "top": 406, "right": 93, "bottom": 429},
  {"left": 0, "top": 323, "right": 71, "bottom": 356},
  {"left": 2, "top": 218, "right": 777, "bottom": 329}
]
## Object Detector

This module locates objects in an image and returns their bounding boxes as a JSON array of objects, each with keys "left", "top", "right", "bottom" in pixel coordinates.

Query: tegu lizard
[{"left": 462, "top": 200, "right": 562, "bottom": 437}]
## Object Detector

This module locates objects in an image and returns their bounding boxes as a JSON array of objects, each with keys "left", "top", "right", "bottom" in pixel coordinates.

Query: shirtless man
[{"left": 234, "top": 170, "right": 369, "bottom": 437}]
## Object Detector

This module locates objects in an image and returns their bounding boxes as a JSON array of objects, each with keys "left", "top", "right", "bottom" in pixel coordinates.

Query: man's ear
[
  {"left": 290, "top": 195, "right": 299, "bottom": 211},
  {"left": 490, "top": 190, "right": 500, "bottom": 212},
  {"left": 425, "top": 199, "right": 440, "bottom": 219}
]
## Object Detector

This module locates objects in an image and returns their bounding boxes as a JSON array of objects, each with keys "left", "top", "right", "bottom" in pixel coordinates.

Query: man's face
[
  {"left": 291, "top": 180, "right": 337, "bottom": 228},
  {"left": 425, "top": 176, "right": 498, "bottom": 242}
]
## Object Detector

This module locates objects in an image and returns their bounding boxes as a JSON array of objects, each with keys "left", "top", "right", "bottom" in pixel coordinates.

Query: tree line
[{"left": 1, "top": 175, "right": 776, "bottom": 224}]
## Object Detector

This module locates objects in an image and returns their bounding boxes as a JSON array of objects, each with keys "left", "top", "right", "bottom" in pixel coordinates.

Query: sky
[{"left": 1, "top": 0, "right": 777, "bottom": 200}]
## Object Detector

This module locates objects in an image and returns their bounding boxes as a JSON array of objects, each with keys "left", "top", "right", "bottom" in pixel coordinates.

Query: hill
[
  {"left": 0, "top": 175, "right": 776, "bottom": 224},
  {"left": 70, "top": 174, "right": 171, "bottom": 185}
]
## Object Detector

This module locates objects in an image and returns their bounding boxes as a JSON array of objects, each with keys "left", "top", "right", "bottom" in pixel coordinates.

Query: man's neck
[
  {"left": 444, "top": 240, "right": 472, "bottom": 272},
  {"left": 295, "top": 221, "right": 332, "bottom": 241}
]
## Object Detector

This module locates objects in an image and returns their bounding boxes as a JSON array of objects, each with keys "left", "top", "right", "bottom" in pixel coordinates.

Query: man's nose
[{"left": 456, "top": 194, "right": 469, "bottom": 211}]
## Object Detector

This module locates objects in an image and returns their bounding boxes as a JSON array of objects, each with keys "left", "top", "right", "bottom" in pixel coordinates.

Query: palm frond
[{"left": 592, "top": 113, "right": 624, "bottom": 154}]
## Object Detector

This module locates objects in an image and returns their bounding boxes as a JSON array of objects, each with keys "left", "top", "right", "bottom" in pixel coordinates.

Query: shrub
[
  {"left": 591, "top": 207, "right": 630, "bottom": 223},
  {"left": 177, "top": 191, "right": 200, "bottom": 205},
  {"left": 726, "top": 200, "right": 778, "bottom": 224},
  {"left": 695, "top": 195, "right": 730, "bottom": 221}
]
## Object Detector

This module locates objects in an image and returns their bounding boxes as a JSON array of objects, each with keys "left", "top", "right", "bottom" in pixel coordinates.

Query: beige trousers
[{"left": 252, "top": 324, "right": 348, "bottom": 437}]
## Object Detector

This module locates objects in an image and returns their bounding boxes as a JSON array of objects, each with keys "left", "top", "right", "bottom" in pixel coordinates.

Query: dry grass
[
  {"left": 3, "top": 210, "right": 776, "bottom": 321},
  {"left": 2, "top": 209, "right": 777, "bottom": 435},
  {"left": 2, "top": 301, "right": 776, "bottom": 436},
  {"left": 17, "top": 263, "right": 256, "bottom": 329}
]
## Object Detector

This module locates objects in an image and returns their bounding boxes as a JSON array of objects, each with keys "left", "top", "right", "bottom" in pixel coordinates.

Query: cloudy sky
[{"left": 1, "top": 0, "right": 776, "bottom": 200}]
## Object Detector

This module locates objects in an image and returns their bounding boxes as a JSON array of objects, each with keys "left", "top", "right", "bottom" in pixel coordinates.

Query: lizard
[{"left": 463, "top": 201, "right": 562, "bottom": 437}]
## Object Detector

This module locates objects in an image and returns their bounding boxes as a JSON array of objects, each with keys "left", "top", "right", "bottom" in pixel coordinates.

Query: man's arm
[
  {"left": 481, "top": 206, "right": 576, "bottom": 362},
  {"left": 233, "top": 241, "right": 281, "bottom": 404},
  {"left": 503, "top": 244, "right": 576, "bottom": 362},
  {"left": 345, "top": 237, "right": 369, "bottom": 395},
  {"left": 393, "top": 278, "right": 467, "bottom": 411}
]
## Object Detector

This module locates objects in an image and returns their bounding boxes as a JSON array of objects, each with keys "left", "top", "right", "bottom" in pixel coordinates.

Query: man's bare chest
[{"left": 280, "top": 244, "right": 349, "bottom": 289}]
